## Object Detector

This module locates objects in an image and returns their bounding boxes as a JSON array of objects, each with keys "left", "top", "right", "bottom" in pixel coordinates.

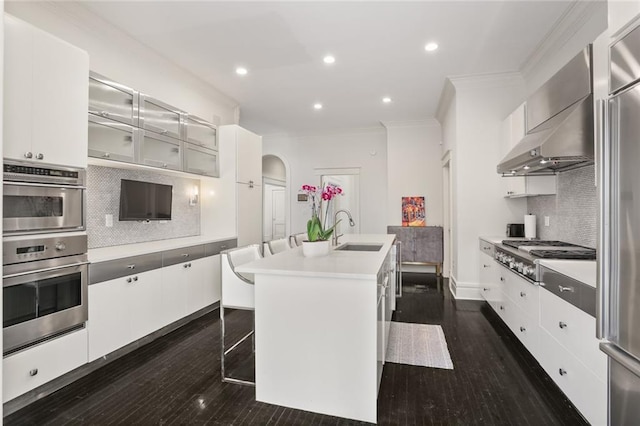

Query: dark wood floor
[{"left": 5, "top": 273, "right": 588, "bottom": 425}]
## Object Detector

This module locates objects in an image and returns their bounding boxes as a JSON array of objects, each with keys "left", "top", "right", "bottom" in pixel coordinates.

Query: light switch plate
[
  {"left": 105, "top": 214, "right": 113, "bottom": 227},
  {"left": 544, "top": 216, "right": 550, "bottom": 227}
]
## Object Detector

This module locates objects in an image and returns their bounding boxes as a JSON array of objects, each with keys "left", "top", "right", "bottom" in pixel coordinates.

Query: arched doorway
[{"left": 262, "top": 155, "right": 288, "bottom": 242}]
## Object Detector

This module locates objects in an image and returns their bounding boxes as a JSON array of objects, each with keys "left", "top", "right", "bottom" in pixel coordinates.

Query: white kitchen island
[{"left": 236, "top": 234, "right": 397, "bottom": 423}]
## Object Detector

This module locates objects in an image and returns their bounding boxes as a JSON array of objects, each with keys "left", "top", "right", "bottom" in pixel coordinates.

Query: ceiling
[{"left": 80, "top": 1, "right": 574, "bottom": 135}]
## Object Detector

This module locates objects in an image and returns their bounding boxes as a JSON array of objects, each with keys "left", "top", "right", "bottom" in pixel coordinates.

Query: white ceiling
[{"left": 80, "top": 1, "right": 573, "bottom": 135}]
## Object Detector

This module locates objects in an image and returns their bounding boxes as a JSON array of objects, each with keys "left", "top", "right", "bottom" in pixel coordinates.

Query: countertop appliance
[
  {"left": 506, "top": 223, "right": 525, "bottom": 237},
  {"left": 2, "top": 233, "right": 88, "bottom": 354},
  {"left": 495, "top": 239, "right": 596, "bottom": 283},
  {"left": 497, "top": 46, "right": 594, "bottom": 176},
  {"left": 600, "top": 20, "right": 640, "bottom": 425},
  {"left": 3, "top": 160, "right": 85, "bottom": 235}
]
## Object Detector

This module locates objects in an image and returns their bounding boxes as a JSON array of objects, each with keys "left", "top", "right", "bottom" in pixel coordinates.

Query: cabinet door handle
[
  {"left": 559, "top": 368, "right": 567, "bottom": 376},
  {"left": 29, "top": 368, "right": 38, "bottom": 376},
  {"left": 184, "top": 263, "right": 189, "bottom": 268},
  {"left": 559, "top": 321, "right": 567, "bottom": 329},
  {"left": 126, "top": 277, "right": 132, "bottom": 283},
  {"left": 182, "top": 253, "right": 190, "bottom": 257},
  {"left": 483, "top": 264, "right": 490, "bottom": 268},
  {"left": 24, "top": 151, "right": 33, "bottom": 159},
  {"left": 520, "top": 291, "right": 526, "bottom": 297},
  {"left": 36, "top": 153, "right": 44, "bottom": 160},
  {"left": 558, "top": 286, "right": 574, "bottom": 293},
  {"left": 483, "top": 287, "right": 489, "bottom": 291},
  {"left": 100, "top": 111, "right": 110, "bottom": 117},
  {"left": 500, "top": 277, "right": 505, "bottom": 282},
  {"left": 103, "top": 152, "right": 110, "bottom": 158},
  {"left": 133, "top": 276, "right": 138, "bottom": 282},
  {"left": 161, "top": 129, "right": 168, "bottom": 135},
  {"left": 499, "top": 305, "right": 504, "bottom": 311},
  {"left": 519, "top": 326, "right": 526, "bottom": 332}
]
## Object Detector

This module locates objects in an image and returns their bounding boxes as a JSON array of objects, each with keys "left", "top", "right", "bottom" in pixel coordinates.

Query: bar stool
[
  {"left": 220, "top": 244, "right": 262, "bottom": 386},
  {"left": 289, "top": 233, "right": 306, "bottom": 247},
  {"left": 264, "top": 237, "right": 291, "bottom": 256}
]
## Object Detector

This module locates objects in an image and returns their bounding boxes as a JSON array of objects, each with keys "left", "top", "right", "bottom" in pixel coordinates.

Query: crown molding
[
  {"left": 520, "top": 0, "right": 606, "bottom": 82},
  {"left": 380, "top": 118, "right": 440, "bottom": 129},
  {"left": 448, "top": 71, "right": 523, "bottom": 90}
]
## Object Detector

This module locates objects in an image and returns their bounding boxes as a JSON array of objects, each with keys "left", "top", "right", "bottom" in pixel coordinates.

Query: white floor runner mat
[{"left": 386, "top": 322, "right": 454, "bottom": 370}]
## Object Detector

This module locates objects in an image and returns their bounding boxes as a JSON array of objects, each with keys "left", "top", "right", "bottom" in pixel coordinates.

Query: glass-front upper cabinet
[
  {"left": 140, "top": 130, "right": 181, "bottom": 171},
  {"left": 88, "top": 114, "right": 136, "bottom": 164},
  {"left": 139, "top": 94, "right": 182, "bottom": 140},
  {"left": 89, "top": 72, "right": 138, "bottom": 126},
  {"left": 183, "top": 143, "right": 219, "bottom": 177},
  {"left": 184, "top": 115, "right": 217, "bottom": 150}
]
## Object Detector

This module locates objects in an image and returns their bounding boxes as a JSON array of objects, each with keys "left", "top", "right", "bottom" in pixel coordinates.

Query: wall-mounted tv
[{"left": 119, "top": 179, "right": 173, "bottom": 221}]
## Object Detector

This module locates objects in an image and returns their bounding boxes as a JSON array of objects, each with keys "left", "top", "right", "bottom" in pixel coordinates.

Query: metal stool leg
[{"left": 220, "top": 306, "right": 255, "bottom": 387}]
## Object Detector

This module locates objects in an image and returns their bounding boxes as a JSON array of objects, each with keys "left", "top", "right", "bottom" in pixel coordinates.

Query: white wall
[
  {"left": 5, "top": 1, "right": 238, "bottom": 125},
  {"left": 385, "top": 120, "right": 443, "bottom": 227},
  {"left": 263, "top": 127, "right": 387, "bottom": 236},
  {"left": 438, "top": 74, "right": 528, "bottom": 299}
]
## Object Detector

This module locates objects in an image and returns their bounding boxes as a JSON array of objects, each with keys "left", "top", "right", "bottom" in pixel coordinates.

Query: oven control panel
[
  {"left": 3, "top": 234, "right": 88, "bottom": 266},
  {"left": 3, "top": 160, "right": 85, "bottom": 186}
]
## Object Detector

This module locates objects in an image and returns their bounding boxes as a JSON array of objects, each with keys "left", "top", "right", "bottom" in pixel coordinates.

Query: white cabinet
[
  {"left": 479, "top": 251, "right": 497, "bottom": 303},
  {"left": 4, "top": 14, "right": 89, "bottom": 168},
  {"left": 501, "top": 103, "right": 556, "bottom": 198},
  {"left": 3, "top": 329, "right": 88, "bottom": 403},
  {"left": 187, "top": 256, "right": 219, "bottom": 314},
  {"left": 220, "top": 125, "right": 263, "bottom": 246},
  {"left": 88, "top": 268, "right": 164, "bottom": 361}
]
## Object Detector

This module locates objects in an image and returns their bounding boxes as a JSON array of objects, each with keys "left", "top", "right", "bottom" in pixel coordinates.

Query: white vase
[{"left": 302, "top": 240, "right": 331, "bottom": 258}]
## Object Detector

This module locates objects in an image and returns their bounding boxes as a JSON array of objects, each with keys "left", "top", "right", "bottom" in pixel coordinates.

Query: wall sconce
[{"left": 189, "top": 185, "right": 199, "bottom": 206}]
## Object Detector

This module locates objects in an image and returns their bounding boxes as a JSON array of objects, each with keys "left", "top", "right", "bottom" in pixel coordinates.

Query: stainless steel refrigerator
[{"left": 600, "top": 21, "right": 640, "bottom": 425}]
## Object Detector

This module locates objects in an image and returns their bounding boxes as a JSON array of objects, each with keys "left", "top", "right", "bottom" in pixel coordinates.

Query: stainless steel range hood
[{"left": 498, "top": 46, "right": 594, "bottom": 176}]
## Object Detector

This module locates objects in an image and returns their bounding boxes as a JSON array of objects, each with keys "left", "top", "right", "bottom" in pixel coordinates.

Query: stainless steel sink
[{"left": 335, "top": 243, "right": 383, "bottom": 252}]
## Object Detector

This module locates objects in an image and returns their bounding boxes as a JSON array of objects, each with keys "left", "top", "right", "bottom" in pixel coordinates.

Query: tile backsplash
[
  {"left": 526, "top": 165, "right": 597, "bottom": 248},
  {"left": 87, "top": 165, "right": 200, "bottom": 248}
]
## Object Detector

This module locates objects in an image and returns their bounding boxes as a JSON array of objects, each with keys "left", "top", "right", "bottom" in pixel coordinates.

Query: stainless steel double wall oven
[{"left": 2, "top": 161, "right": 88, "bottom": 354}]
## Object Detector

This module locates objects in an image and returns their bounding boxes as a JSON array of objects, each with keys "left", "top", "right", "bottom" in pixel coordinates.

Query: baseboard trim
[{"left": 448, "top": 277, "right": 483, "bottom": 300}]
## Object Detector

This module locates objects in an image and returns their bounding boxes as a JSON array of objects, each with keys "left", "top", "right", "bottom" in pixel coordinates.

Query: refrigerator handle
[
  {"left": 597, "top": 98, "right": 613, "bottom": 339},
  {"left": 601, "top": 342, "right": 640, "bottom": 378}
]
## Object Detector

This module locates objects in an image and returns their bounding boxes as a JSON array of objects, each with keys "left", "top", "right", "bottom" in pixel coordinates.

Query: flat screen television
[{"left": 119, "top": 179, "right": 173, "bottom": 221}]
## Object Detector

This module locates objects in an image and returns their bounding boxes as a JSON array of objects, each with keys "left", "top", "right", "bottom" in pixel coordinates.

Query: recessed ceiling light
[
  {"left": 382, "top": 97, "right": 392, "bottom": 104},
  {"left": 323, "top": 55, "right": 335, "bottom": 64},
  {"left": 424, "top": 42, "right": 439, "bottom": 52},
  {"left": 235, "top": 67, "right": 248, "bottom": 76},
  {"left": 313, "top": 103, "right": 323, "bottom": 110}
]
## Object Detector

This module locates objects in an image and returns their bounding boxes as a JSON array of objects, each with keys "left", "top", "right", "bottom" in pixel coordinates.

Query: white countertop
[
  {"left": 479, "top": 236, "right": 526, "bottom": 245},
  {"left": 538, "top": 259, "right": 597, "bottom": 288},
  {"left": 237, "top": 234, "right": 395, "bottom": 280},
  {"left": 88, "top": 235, "right": 235, "bottom": 263}
]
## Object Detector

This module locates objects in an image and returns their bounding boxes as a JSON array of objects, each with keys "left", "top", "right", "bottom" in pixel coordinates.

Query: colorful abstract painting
[{"left": 402, "top": 196, "right": 426, "bottom": 227}]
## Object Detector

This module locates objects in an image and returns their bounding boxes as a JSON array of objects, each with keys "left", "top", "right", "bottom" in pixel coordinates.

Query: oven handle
[
  {"left": 3, "top": 261, "right": 89, "bottom": 280},
  {"left": 3, "top": 181, "right": 86, "bottom": 189}
]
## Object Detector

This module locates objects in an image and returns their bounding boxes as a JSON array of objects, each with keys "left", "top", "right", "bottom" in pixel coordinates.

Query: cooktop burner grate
[
  {"left": 501, "top": 240, "right": 578, "bottom": 249},
  {"left": 528, "top": 249, "right": 596, "bottom": 260}
]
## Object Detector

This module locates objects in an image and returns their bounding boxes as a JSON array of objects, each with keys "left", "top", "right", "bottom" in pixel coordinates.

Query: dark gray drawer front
[
  {"left": 205, "top": 239, "right": 237, "bottom": 257},
  {"left": 163, "top": 245, "right": 205, "bottom": 267},
  {"left": 90, "top": 253, "right": 163, "bottom": 284},
  {"left": 540, "top": 266, "right": 596, "bottom": 317}
]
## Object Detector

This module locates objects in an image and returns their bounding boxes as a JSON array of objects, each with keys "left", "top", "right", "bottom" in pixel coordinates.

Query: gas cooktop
[{"left": 501, "top": 240, "right": 596, "bottom": 260}]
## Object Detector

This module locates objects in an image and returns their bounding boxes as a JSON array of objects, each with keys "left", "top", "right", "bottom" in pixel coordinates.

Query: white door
[{"left": 272, "top": 189, "right": 286, "bottom": 239}]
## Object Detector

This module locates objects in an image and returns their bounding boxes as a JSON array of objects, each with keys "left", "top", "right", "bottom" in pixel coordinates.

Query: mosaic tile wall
[
  {"left": 87, "top": 165, "right": 201, "bottom": 248},
  {"left": 527, "top": 165, "right": 597, "bottom": 248}
]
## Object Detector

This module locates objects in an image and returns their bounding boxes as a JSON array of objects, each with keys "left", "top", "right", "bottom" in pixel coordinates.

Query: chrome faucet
[{"left": 332, "top": 209, "right": 356, "bottom": 246}]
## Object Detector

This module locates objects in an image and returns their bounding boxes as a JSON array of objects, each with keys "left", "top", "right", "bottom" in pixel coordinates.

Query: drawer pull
[
  {"left": 482, "top": 247, "right": 490, "bottom": 251},
  {"left": 499, "top": 305, "right": 504, "bottom": 311},
  {"left": 29, "top": 369, "right": 38, "bottom": 376},
  {"left": 127, "top": 264, "right": 136, "bottom": 270},
  {"left": 36, "top": 153, "right": 44, "bottom": 160},
  {"left": 182, "top": 253, "right": 190, "bottom": 257},
  {"left": 483, "top": 287, "right": 489, "bottom": 291},
  {"left": 500, "top": 277, "right": 505, "bottom": 282},
  {"left": 24, "top": 151, "right": 33, "bottom": 159},
  {"left": 483, "top": 264, "right": 490, "bottom": 268},
  {"left": 520, "top": 291, "right": 526, "bottom": 297},
  {"left": 133, "top": 276, "right": 138, "bottom": 282},
  {"left": 558, "top": 285, "right": 574, "bottom": 293},
  {"left": 559, "top": 321, "right": 567, "bottom": 329},
  {"left": 520, "top": 326, "right": 526, "bottom": 332},
  {"left": 126, "top": 277, "right": 132, "bottom": 283},
  {"left": 559, "top": 368, "right": 567, "bottom": 376}
]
